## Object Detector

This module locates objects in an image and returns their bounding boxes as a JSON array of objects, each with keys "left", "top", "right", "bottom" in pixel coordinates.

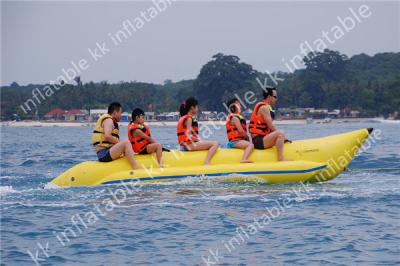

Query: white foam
[
  {"left": 212, "top": 194, "right": 258, "bottom": 201},
  {"left": 0, "top": 186, "right": 16, "bottom": 195},
  {"left": 44, "top": 182, "right": 61, "bottom": 189},
  {"left": 19, "top": 202, "right": 84, "bottom": 208},
  {"left": 373, "top": 119, "right": 400, "bottom": 124}
]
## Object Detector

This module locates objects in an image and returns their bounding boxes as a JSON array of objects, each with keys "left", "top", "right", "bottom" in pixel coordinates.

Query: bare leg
[
  {"left": 233, "top": 140, "right": 254, "bottom": 163},
  {"left": 263, "top": 130, "right": 291, "bottom": 161},
  {"left": 109, "top": 139, "right": 142, "bottom": 169},
  {"left": 145, "top": 143, "right": 164, "bottom": 168},
  {"left": 275, "top": 134, "right": 287, "bottom": 161},
  {"left": 187, "top": 140, "right": 219, "bottom": 165}
]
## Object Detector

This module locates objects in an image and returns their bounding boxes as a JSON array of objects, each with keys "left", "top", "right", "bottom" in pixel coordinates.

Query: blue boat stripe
[{"left": 101, "top": 165, "right": 327, "bottom": 185}]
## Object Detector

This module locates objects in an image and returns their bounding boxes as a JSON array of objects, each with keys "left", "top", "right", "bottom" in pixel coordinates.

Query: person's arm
[
  {"left": 232, "top": 116, "right": 249, "bottom": 140},
  {"left": 259, "top": 106, "right": 277, "bottom": 132},
  {"left": 103, "top": 119, "right": 119, "bottom": 144},
  {"left": 185, "top": 118, "right": 200, "bottom": 142},
  {"left": 133, "top": 129, "right": 155, "bottom": 143}
]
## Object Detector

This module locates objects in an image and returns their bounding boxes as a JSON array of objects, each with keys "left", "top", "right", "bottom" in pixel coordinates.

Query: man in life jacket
[
  {"left": 226, "top": 98, "right": 254, "bottom": 163},
  {"left": 128, "top": 108, "right": 164, "bottom": 168},
  {"left": 91, "top": 102, "right": 141, "bottom": 169},
  {"left": 249, "top": 87, "right": 290, "bottom": 161}
]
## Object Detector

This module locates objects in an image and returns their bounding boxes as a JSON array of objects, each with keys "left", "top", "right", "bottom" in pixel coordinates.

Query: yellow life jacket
[{"left": 91, "top": 114, "right": 120, "bottom": 148}]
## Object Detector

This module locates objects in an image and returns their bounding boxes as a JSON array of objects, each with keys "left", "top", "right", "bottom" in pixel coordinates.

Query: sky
[{"left": 1, "top": 0, "right": 399, "bottom": 86}]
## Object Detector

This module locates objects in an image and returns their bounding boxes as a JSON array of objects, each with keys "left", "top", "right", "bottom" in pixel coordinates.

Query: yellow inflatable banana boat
[{"left": 49, "top": 128, "right": 373, "bottom": 187}]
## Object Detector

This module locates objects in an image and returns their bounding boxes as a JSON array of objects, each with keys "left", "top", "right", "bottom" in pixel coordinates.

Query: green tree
[
  {"left": 303, "top": 49, "right": 348, "bottom": 80},
  {"left": 193, "top": 53, "right": 257, "bottom": 111}
]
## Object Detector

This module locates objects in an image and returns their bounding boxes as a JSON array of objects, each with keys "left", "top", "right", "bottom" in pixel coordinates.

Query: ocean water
[{"left": 1, "top": 122, "right": 399, "bottom": 265}]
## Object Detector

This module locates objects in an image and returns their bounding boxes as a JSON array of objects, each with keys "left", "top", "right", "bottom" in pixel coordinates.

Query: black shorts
[
  {"left": 252, "top": 135, "right": 265, "bottom": 150},
  {"left": 97, "top": 148, "right": 113, "bottom": 162},
  {"left": 138, "top": 146, "right": 149, "bottom": 155}
]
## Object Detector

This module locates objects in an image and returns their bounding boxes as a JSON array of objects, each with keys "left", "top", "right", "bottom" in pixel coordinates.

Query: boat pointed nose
[{"left": 367, "top": 128, "right": 374, "bottom": 134}]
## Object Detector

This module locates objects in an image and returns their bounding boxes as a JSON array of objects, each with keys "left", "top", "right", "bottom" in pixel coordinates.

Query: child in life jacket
[
  {"left": 128, "top": 108, "right": 164, "bottom": 168},
  {"left": 177, "top": 97, "right": 219, "bottom": 165},
  {"left": 226, "top": 98, "right": 254, "bottom": 163}
]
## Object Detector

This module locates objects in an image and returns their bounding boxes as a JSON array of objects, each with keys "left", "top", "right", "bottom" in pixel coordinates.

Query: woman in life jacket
[
  {"left": 128, "top": 108, "right": 164, "bottom": 168},
  {"left": 177, "top": 97, "right": 219, "bottom": 165},
  {"left": 226, "top": 98, "right": 254, "bottom": 163}
]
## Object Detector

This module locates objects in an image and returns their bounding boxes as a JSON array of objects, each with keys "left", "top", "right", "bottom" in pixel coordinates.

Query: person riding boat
[
  {"left": 128, "top": 108, "right": 164, "bottom": 168},
  {"left": 91, "top": 102, "right": 141, "bottom": 169},
  {"left": 226, "top": 98, "right": 254, "bottom": 163},
  {"left": 177, "top": 97, "right": 219, "bottom": 165},
  {"left": 249, "top": 87, "right": 291, "bottom": 161}
]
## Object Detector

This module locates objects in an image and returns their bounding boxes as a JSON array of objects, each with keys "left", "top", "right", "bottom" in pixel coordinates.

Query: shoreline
[{"left": 0, "top": 118, "right": 390, "bottom": 127}]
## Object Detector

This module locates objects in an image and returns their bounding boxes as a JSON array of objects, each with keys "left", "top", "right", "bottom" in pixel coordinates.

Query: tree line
[{"left": 1, "top": 49, "right": 399, "bottom": 120}]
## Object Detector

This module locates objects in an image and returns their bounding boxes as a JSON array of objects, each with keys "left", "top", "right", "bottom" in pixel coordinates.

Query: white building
[
  {"left": 89, "top": 109, "right": 107, "bottom": 121},
  {"left": 156, "top": 112, "right": 179, "bottom": 121},
  {"left": 145, "top": 112, "right": 156, "bottom": 121}
]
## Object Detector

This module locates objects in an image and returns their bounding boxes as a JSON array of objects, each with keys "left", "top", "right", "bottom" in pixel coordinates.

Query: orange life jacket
[
  {"left": 226, "top": 113, "right": 247, "bottom": 142},
  {"left": 128, "top": 123, "right": 151, "bottom": 153},
  {"left": 177, "top": 114, "right": 199, "bottom": 146},
  {"left": 249, "top": 101, "right": 275, "bottom": 136}
]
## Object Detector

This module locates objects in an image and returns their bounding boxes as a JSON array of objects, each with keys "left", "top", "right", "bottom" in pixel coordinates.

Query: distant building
[
  {"left": 65, "top": 109, "right": 88, "bottom": 121},
  {"left": 198, "top": 111, "right": 217, "bottom": 121},
  {"left": 389, "top": 111, "right": 399, "bottom": 120},
  {"left": 309, "top": 109, "right": 328, "bottom": 119},
  {"left": 44, "top": 108, "right": 66, "bottom": 120},
  {"left": 156, "top": 112, "right": 179, "bottom": 121},
  {"left": 277, "top": 108, "right": 315, "bottom": 119},
  {"left": 341, "top": 108, "right": 361, "bottom": 118},
  {"left": 145, "top": 112, "right": 156, "bottom": 121},
  {"left": 327, "top": 109, "right": 341, "bottom": 119},
  {"left": 121, "top": 112, "right": 130, "bottom": 122},
  {"left": 350, "top": 110, "right": 360, "bottom": 118},
  {"left": 89, "top": 109, "right": 107, "bottom": 121},
  {"left": 279, "top": 108, "right": 305, "bottom": 119},
  {"left": 44, "top": 108, "right": 88, "bottom": 121}
]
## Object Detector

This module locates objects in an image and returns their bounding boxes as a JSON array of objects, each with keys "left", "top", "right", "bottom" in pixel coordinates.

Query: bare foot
[
  {"left": 240, "top": 160, "right": 254, "bottom": 163},
  {"left": 278, "top": 158, "right": 293, "bottom": 162},
  {"left": 204, "top": 162, "right": 211, "bottom": 166}
]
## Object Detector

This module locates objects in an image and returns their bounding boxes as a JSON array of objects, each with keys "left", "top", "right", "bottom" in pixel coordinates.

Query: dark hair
[
  {"left": 131, "top": 108, "right": 145, "bottom": 122},
  {"left": 227, "top": 98, "right": 240, "bottom": 113},
  {"left": 179, "top": 97, "right": 198, "bottom": 116},
  {"left": 108, "top": 102, "right": 122, "bottom": 114},
  {"left": 262, "top": 86, "right": 277, "bottom": 99}
]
